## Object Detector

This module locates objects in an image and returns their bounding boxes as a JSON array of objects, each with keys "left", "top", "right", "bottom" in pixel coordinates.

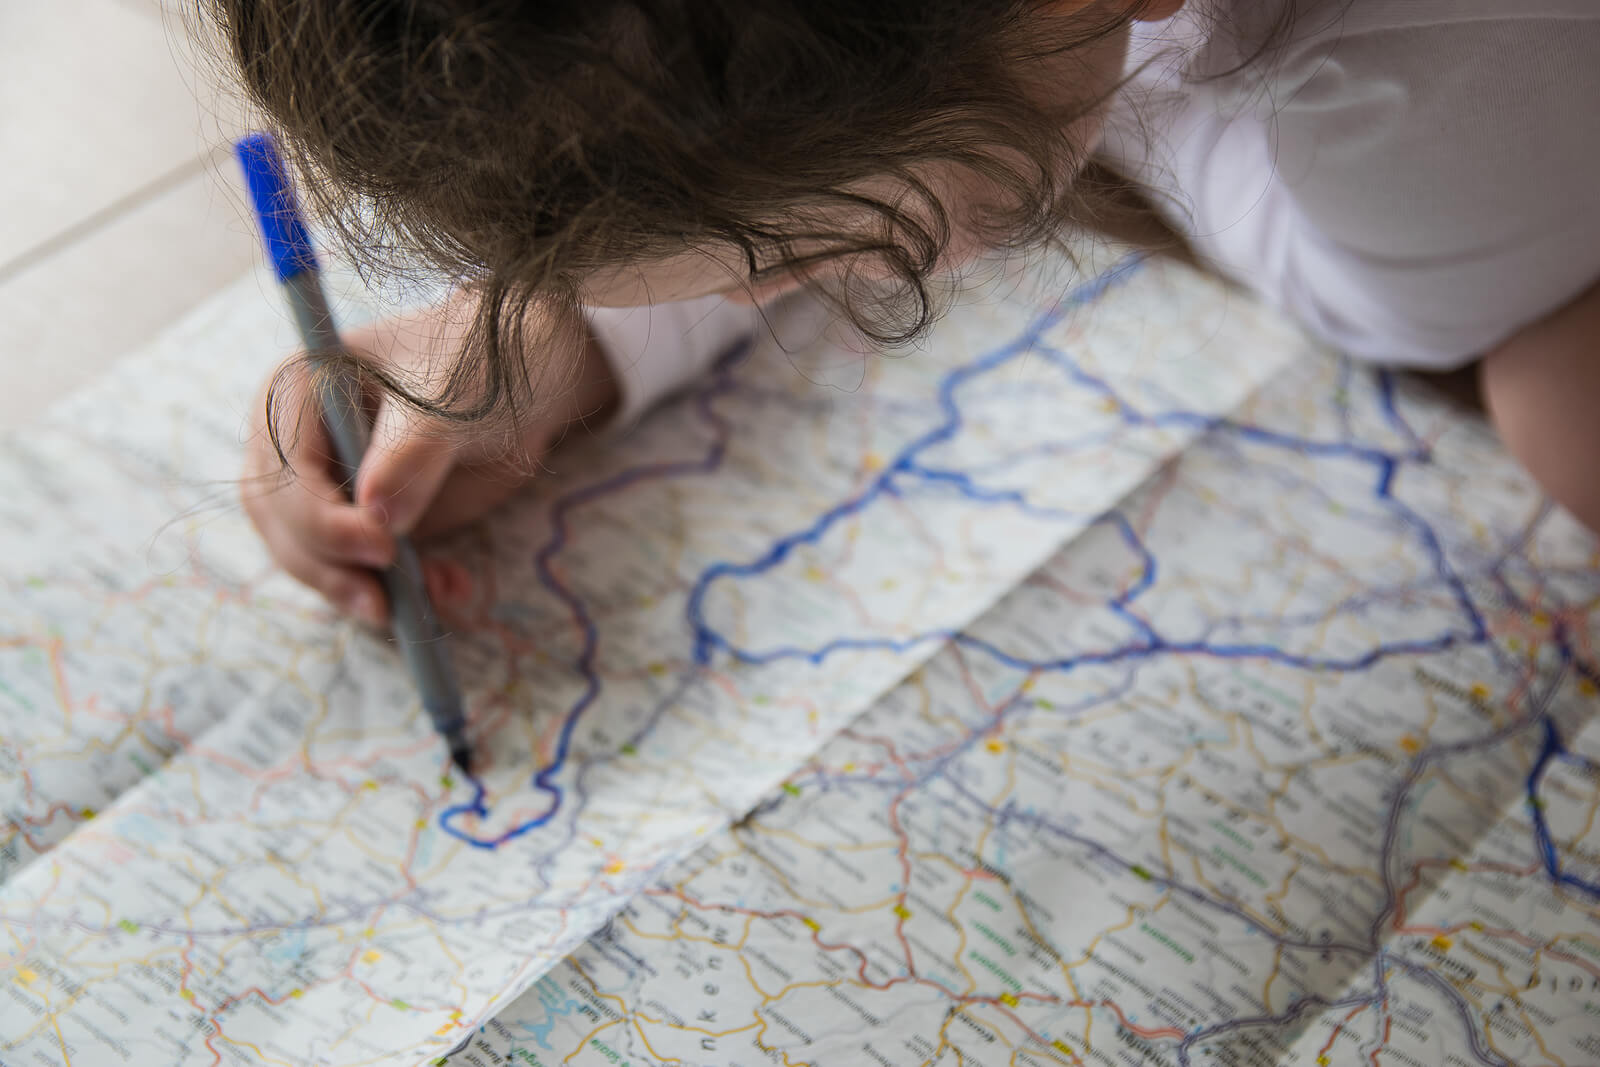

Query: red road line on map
[
  {"left": 831, "top": 572, "right": 879, "bottom": 634},
  {"left": 215, "top": 983, "right": 294, "bottom": 1011},
  {"left": 11, "top": 801, "right": 82, "bottom": 830},
  {"left": 154, "top": 703, "right": 199, "bottom": 752},
  {"left": 705, "top": 670, "right": 746, "bottom": 705},
  {"left": 1368, "top": 1013, "right": 1391, "bottom": 1067},
  {"left": 886, "top": 491, "right": 946, "bottom": 576},
  {"left": 1504, "top": 661, "right": 1540, "bottom": 723},
  {"left": 843, "top": 730, "right": 915, "bottom": 784},
  {"left": 652, "top": 887, "right": 906, "bottom": 989},
  {"left": 397, "top": 800, "right": 425, "bottom": 891},
  {"left": 1317, "top": 1002, "right": 1368, "bottom": 1060},
  {"left": 46, "top": 640, "right": 72, "bottom": 719},
  {"left": 76, "top": 694, "right": 127, "bottom": 726},
  {"left": 184, "top": 731, "right": 435, "bottom": 795},
  {"left": 1389, "top": 861, "right": 1600, "bottom": 984},
  {"left": 1391, "top": 857, "right": 1541, "bottom": 931},
  {"left": 302, "top": 735, "right": 440, "bottom": 774},
  {"left": 1098, "top": 999, "right": 1187, "bottom": 1042},
  {"left": 1562, "top": 604, "right": 1598, "bottom": 666},
  {"left": 952, "top": 646, "right": 997, "bottom": 714},
  {"left": 1418, "top": 922, "right": 1600, "bottom": 984}
]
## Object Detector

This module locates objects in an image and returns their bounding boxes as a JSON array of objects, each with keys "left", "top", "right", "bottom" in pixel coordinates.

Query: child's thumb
[{"left": 354, "top": 397, "right": 456, "bottom": 536}]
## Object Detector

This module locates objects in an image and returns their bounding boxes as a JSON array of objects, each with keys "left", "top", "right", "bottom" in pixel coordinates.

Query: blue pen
[{"left": 235, "top": 132, "right": 472, "bottom": 773}]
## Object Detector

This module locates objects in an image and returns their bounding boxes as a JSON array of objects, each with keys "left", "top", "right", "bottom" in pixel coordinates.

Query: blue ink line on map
[
  {"left": 438, "top": 358, "right": 741, "bottom": 847},
  {"left": 1105, "top": 512, "right": 1160, "bottom": 645},
  {"left": 711, "top": 330, "right": 1581, "bottom": 1064},
  {"left": 1526, "top": 714, "right": 1600, "bottom": 899},
  {"left": 897, "top": 462, "right": 1080, "bottom": 519},
  {"left": 698, "top": 342, "right": 1485, "bottom": 669},
  {"left": 685, "top": 257, "right": 1146, "bottom": 667},
  {"left": 440, "top": 259, "right": 1145, "bottom": 847},
  {"left": 435, "top": 251, "right": 1512, "bottom": 861}
]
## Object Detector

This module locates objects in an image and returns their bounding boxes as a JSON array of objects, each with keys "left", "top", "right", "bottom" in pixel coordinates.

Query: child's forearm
[{"left": 586, "top": 294, "right": 765, "bottom": 432}]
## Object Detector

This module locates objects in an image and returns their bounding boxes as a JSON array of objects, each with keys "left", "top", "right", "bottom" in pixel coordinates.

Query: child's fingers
[
  {"left": 241, "top": 468, "right": 390, "bottom": 625},
  {"left": 354, "top": 397, "right": 457, "bottom": 536},
  {"left": 301, "top": 498, "right": 396, "bottom": 569},
  {"left": 241, "top": 374, "right": 395, "bottom": 625},
  {"left": 243, "top": 400, "right": 396, "bottom": 568},
  {"left": 272, "top": 534, "right": 390, "bottom": 628}
]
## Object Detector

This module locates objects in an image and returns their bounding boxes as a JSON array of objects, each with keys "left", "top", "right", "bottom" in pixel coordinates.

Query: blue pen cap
[{"left": 236, "top": 132, "right": 319, "bottom": 282}]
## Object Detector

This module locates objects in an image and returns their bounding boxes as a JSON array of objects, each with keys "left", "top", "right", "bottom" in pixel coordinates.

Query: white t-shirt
[{"left": 591, "top": 0, "right": 1600, "bottom": 428}]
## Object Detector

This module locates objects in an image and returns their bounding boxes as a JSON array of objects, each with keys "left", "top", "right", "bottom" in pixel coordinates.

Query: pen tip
[{"left": 448, "top": 735, "right": 474, "bottom": 776}]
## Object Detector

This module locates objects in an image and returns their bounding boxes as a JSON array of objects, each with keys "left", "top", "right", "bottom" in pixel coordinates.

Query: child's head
[{"left": 202, "top": 0, "right": 1176, "bottom": 421}]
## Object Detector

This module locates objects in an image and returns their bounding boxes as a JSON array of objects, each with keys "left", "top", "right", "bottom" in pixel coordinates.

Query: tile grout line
[{"left": 0, "top": 143, "right": 234, "bottom": 288}]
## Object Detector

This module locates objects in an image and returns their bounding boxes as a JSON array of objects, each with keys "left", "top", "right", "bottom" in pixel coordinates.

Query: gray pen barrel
[{"left": 283, "top": 272, "right": 468, "bottom": 743}]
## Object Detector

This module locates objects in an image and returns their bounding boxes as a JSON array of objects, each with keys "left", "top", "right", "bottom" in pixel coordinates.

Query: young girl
[{"left": 205, "top": 0, "right": 1600, "bottom": 627}]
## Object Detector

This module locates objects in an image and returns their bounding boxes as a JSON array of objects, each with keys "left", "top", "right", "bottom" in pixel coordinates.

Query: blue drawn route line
[
  {"left": 436, "top": 253, "right": 1520, "bottom": 869},
  {"left": 1527, "top": 713, "right": 1600, "bottom": 899},
  {"left": 684, "top": 257, "right": 1146, "bottom": 667},
  {"left": 689, "top": 337, "right": 1484, "bottom": 672},
  {"left": 438, "top": 259, "right": 1146, "bottom": 847},
  {"left": 438, "top": 360, "right": 740, "bottom": 847}
]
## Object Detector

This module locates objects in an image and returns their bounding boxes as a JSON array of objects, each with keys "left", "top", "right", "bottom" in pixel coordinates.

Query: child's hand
[{"left": 240, "top": 300, "right": 616, "bottom": 627}]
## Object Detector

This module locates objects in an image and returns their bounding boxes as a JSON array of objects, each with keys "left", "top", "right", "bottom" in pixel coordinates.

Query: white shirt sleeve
[
  {"left": 585, "top": 294, "right": 763, "bottom": 431},
  {"left": 1100, "top": 2, "right": 1600, "bottom": 370}
]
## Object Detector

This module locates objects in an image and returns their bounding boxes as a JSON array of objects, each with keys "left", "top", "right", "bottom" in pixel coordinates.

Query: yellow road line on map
[
  {"left": 746, "top": 1006, "right": 812, "bottom": 1067},
  {"left": 1260, "top": 943, "right": 1285, "bottom": 1013},
  {"left": 49, "top": 1010, "right": 74, "bottom": 1067},
  {"left": 632, "top": 1011, "right": 763, "bottom": 1058},
  {"left": 935, "top": 1011, "right": 959, "bottom": 1064},
  {"left": 1199, "top": 777, "right": 1383, "bottom": 882},
  {"left": 624, "top": 1014, "right": 683, "bottom": 1064},
  {"left": 734, "top": 837, "right": 896, "bottom": 915},
  {"left": 956, "top": 818, "right": 1009, "bottom": 996},
  {"left": 572, "top": 959, "right": 632, "bottom": 1029},
  {"left": 5, "top": 1011, "right": 60, "bottom": 1059},
  {"left": 562, "top": 1016, "right": 623, "bottom": 1066},
  {"left": 1072, "top": 898, "right": 1148, "bottom": 978},
  {"left": 1480, "top": 944, "right": 1563, "bottom": 1067},
  {"left": 760, "top": 823, "right": 899, "bottom": 852},
  {"left": 266, "top": 852, "right": 328, "bottom": 914},
  {"left": 1426, "top": 769, "right": 1515, "bottom": 842},
  {"left": 1517, "top": 979, "right": 1566, "bottom": 1067},
  {"left": 941, "top": 844, "right": 979, "bottom": 996},
  {"left": 1186, "top": 850, "right": 1274, "bottom": 934},
  {"left": 1264, "top": 856, "right": 1304, "bottom": 946},
  {"left": 217, "top": 1034, "right": 296, "bottom": 1066},
  {"left": 738, "top": 950, "right": 775, "bottom": 1001}
]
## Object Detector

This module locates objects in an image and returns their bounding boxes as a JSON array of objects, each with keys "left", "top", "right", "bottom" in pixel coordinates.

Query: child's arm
[
  {"left": 1480, "top": 276, "right": 1600, "bottom": 535},
  {"left": 240, "top": 292, "right": 758, "bottom": 625},
  {"left": 587, "top": 294, "right": 763, "bottom": 434}
]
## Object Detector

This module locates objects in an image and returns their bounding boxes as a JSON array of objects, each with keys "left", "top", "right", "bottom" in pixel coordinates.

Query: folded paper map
[{"left": 2, "top": 254, "right": 1595, "bottom": 1067}]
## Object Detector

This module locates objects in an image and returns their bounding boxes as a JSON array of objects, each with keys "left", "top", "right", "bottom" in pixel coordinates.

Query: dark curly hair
[{"left": 195, "top": 0, "right": 1212, "bottom": 441}]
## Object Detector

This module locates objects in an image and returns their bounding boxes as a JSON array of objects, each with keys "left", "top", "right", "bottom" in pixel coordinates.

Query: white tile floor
[{"left": 0, "top": 1, "right": 259, "bottom": 430}]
